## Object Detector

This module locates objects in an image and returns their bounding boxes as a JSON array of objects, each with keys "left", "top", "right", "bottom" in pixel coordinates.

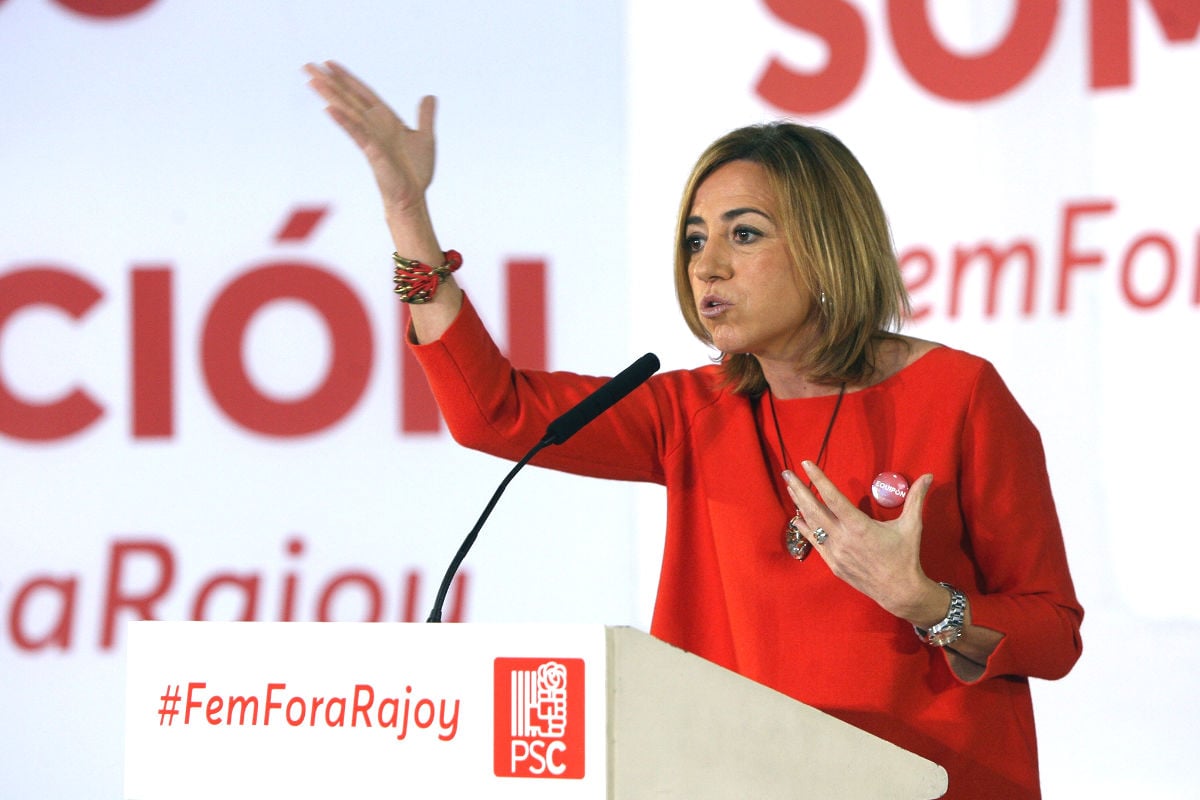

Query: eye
[
  {"left": 684, "top": 233, "right": 705, "bottom": 253},
  {"left": 733, "top": 225, "right": 762, "bottom": 244}
]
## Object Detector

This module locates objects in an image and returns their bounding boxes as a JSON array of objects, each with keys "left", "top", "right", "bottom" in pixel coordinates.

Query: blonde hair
[{"left": 673, "top": 123, "right": 910, "bottom": 395}]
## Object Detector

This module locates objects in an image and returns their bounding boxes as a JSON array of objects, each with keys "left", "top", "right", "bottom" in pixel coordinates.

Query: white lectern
[{"left": 124, "top": 622, "right": 946, "bottom": 799}]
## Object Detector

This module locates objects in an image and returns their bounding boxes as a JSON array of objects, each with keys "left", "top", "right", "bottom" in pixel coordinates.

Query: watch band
[{"left": 914, "top": 582, "right": 966, "bottom": 647}]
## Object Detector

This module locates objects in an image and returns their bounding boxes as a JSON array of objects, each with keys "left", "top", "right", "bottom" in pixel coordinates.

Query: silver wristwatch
[{"left": 914, "top": 582, "right": 966, "bottom": 647}]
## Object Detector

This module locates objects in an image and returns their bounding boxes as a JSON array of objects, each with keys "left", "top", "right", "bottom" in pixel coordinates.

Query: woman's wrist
[
  {"left": 892, "top": 578, "right": 955, "bottom": 629},
  {"left": 385, "top": 201, "right": 442, "bottom": 262}
]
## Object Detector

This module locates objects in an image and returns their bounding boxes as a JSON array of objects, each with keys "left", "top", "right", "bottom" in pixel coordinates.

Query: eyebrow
[{"left": 685, "top": 207, "right": 773, "bottom": 226}]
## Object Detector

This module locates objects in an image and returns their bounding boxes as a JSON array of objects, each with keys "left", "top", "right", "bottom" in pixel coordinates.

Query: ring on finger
[{"left": 811, "top": 527, "right": 828, "bottom": 545}]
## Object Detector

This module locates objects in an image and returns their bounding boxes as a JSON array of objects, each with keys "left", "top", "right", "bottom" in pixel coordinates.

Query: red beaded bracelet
[{"left": 392, "top": 249, "right": 463, "bottom": 304}]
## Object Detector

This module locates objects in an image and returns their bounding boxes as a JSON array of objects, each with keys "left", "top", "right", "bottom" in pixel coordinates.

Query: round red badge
[{"left": 871, "top": 472, "right": 909, "bottom": 508}]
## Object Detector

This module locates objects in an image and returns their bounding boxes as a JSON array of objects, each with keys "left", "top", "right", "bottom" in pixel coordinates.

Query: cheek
[
  {"left": 776, "top": 270, "right": 810, "bottom": 308},
  {"left": 757, "top": 283, "right": 805, "bottom": 327}
]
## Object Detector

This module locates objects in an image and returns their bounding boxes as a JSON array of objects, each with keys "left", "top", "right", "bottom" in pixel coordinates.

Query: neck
[{"left": 760, "top": 360, "right": 845, "bottom": 399}]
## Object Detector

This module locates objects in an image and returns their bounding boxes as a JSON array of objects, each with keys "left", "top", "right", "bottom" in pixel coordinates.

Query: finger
[
  {"left": 323, "top": 105, "right": 370, "bottom": 150},
  {"left": 799, "top": 460, "right": 855, "bottom": 517},
  {"left": 780, "top": 473, "right": 836, "bottom": 556},
  {"left": 898, "top": 473, "right": 934, "bottom": 525},
  {"left": 782, "top": 469, "right": 814, "bottom": 507},
  {"left": 305, "top": 64, "right": 364, "bottom": 119},
  {"left": 304, "top": 62, "right": 337, "bottom": 99},
  {"left": 417, "top": 95, "right": 437, "bottom": 135},
  {"left": 302, "top": 62, "right": 325, "bottom": 82},
  {"left": 782, "top": 469, "right": 832, "bottom": 528},
  {"left": 311, "top": 61, "right": 387, "bottom": 120}
]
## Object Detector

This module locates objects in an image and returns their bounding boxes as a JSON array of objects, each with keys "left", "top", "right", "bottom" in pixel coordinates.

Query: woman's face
[{"left": 685, "top": 159, "right": 814, "bottom": 363}]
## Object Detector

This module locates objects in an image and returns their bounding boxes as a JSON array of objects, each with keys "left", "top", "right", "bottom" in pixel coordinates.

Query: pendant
[{"left": 784, "top": 513, "right": 812, "bottom": 560}]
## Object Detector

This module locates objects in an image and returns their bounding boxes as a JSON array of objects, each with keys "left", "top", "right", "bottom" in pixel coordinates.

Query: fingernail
[{"left": 782, "top": 470, "right": 796, "bottom": 482}]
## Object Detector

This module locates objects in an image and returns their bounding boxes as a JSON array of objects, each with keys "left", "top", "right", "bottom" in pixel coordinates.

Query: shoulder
[
  {"left": 648, "top": 361, "right": 753, "bottom": 426},
  {"left": 895, "top": 342, "right": 1033, "bottom": 427},
  {"left": 866, "top": 334, "right": 991, "bottom": 387},
  {"left": 650, "top": 362, "right": 732, "bottom": 404},
  {"left": 863, "top": 336, "right": 1020, "bottom": 410}
]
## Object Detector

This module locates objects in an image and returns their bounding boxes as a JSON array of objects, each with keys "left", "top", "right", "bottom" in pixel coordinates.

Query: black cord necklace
[{"left": 767, "top": 382, "right": 846, "bottom": 560}]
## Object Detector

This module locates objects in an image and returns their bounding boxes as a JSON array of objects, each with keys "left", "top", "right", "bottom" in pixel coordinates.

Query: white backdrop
[{"left": 1, "top": 1, "right": 1197, "bottom": 798}]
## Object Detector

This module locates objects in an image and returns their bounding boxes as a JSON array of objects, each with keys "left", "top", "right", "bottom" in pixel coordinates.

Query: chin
[{"left": 710, "top": 339, "right": 749, "bottom": 357}]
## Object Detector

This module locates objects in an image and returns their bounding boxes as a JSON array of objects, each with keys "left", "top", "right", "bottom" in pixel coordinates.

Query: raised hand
[
  {"left": 304, "top": 60, "right": 436, "bottom": 218},
  {"left": 305, "top": 60, "right": 460, "bottom": 340}
]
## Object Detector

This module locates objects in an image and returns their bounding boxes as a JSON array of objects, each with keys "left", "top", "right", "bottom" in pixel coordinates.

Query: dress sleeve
[
  {"left": 953, "top": 362, "right": 1084, "bottom": 682},
  {"left": 408, "top": 294, "right": 669, "bottom": 484}
]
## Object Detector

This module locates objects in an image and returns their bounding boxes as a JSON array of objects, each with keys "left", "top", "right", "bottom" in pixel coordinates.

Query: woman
[{"left": 306, "top": 61, "right": 1083, "bottom": 798}]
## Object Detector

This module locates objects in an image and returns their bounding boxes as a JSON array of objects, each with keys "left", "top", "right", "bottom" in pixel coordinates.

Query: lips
[{"left": 699, "top": 293, "right": 732, "bottom": 319}]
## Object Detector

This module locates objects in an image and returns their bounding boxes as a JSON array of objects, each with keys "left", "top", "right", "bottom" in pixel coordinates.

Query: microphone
[
  {"left": 541, "top": 352, "right": 661, "bottom": 445},
  {"left": 426, "top": 353, "right": 660, "bottom": 622}
]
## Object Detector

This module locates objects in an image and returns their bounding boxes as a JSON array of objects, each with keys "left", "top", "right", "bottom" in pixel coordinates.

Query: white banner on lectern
[{"left": 124, "top": 622, "right": 608, "bottom": 799}]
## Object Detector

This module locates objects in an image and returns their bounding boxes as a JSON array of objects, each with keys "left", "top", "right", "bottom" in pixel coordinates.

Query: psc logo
[{"left": 493, "top": 658, "right": 585, "bottom": 779}]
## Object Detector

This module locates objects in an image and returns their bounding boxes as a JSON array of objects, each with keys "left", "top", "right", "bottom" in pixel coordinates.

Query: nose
[{"left": 691, "top": 239, "right": 732, "bottom": 284}]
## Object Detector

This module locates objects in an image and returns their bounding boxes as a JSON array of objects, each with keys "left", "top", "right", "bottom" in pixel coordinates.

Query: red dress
[{"left": 413, "top": 296, "right": 1083, "bottom": 798}]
